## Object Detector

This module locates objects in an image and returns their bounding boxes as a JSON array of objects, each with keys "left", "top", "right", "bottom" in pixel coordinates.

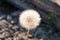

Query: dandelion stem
[{"left": 25, "top": 28, "right": 30, "bottom": 40}]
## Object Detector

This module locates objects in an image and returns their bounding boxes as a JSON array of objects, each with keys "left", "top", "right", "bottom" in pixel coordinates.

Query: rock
[
  {"left": 12, "top": 17, "right": 18, "bottom": 24},
  {"left": 29, "top": 38, "right": 44, "bottom": 40},
  {"left": 31, "top": 28, "right": 46, "bottom": 39},
  {"left": 0, "top": 34, "right": 5, "bottom": 38},
  {"left": 7, "top": 37, "right": 12, "bottom": 40},
  {"left": 17, "top": 33, "right": 26, "bottom": 39},
  {"left": 0, "top": 13, "right": 6, "bottom": 20},
  {"left": 5, "top": 37, "right": 12, "bottom": 40},
  {"left": 56, "top": 26, "right": 60, "bottom": 31},
  {"left": 2, "top": 31, "right": 10, "bottom": 37},
  {"left": 0, "top": 20, "right": 7, "bottom": 25},
  {"left": 34, "top": 28, "right": 43, "bottom": 37},
  {"left": 40, "top": 39, "right": 43, "bottom": 40},
  {"left": 10, "top": 11, "right": 21, "bottom": 17},
  {"left": 0, "top": 20, "right": 11, "bottom": 29},
  {"left": 6, "top": 0, "right": 30, "bottom": 10},
  {"left": 7, "top": 15, "right": 12, "bottom": 21},
  {"left": 12, "top": 25, "right": 18, "bottom": 30},
  {"left": 10, "top": 20, "right": 14, "bottom": 24},
  {"left": 13, "top": 37, "right": 20, "bottom": 40}
]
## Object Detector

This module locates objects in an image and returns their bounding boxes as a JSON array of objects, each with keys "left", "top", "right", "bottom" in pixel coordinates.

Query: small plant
[
  {"left": 48, "top": 12, "right": 57, "bottom": 31},
  {"left": 19, "top": 9, "right": 41, "bottom": 40}
]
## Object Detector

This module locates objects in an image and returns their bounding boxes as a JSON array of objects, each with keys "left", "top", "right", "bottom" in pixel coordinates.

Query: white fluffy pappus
[{"left": 19, "top": 9, "right": 41, "bottom": 30}]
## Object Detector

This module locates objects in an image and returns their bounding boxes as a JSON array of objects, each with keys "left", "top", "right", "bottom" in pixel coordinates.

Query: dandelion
[{"left": 19, "top": 9, "right": 41, "bottom": 40}]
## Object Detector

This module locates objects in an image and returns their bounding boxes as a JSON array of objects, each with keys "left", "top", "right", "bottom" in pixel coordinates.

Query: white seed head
[{"left": 19, "top": 9, "right": 41, "bottom": 30}]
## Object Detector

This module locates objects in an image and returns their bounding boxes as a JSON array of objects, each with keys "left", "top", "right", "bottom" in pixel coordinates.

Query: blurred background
[{"left": 0, "top": 0, "right": 60, "bottom": 40}]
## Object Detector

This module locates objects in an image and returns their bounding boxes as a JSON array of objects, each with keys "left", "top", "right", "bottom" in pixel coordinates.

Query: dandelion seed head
[{"left": 19, "top": 9, "right": 41, "bottom": 30}]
